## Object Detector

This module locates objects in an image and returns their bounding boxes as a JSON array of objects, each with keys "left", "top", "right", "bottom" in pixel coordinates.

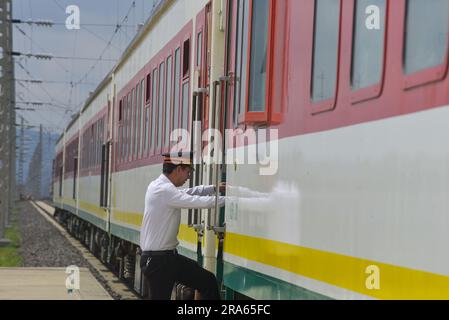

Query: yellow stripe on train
[
  {"left": 225, "top": 232, "right": 449, "bottom": 300},
  {"left": 60, "top": 199, "right": 449, "bottom": 299}
]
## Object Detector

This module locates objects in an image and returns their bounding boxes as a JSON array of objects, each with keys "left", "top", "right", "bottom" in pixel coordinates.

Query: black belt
[{"left": 142, "top": 249, "right": 178, "bottom": 256}]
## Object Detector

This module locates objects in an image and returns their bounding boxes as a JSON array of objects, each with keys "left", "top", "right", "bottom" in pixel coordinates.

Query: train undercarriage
[{"left": 53, "top": 207, "right": 199, "bottom": 300}]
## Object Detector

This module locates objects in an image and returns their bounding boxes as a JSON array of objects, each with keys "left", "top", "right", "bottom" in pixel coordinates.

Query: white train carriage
[
  {"left": 221, "top": 0, "right": 449, "bottom": 300},
  {"left": 53, "top": 0, "right": 449, "bottom": 300}
]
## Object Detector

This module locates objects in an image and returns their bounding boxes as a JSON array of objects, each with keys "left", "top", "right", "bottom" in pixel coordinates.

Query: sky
[{"left": 12, "top": 0, "right": 156, "bottom": 135}]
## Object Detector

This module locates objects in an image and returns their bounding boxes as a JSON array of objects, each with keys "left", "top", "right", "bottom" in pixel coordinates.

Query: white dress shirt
[{"left": 140, "top": 174, "right": 225, "bottom": 251}]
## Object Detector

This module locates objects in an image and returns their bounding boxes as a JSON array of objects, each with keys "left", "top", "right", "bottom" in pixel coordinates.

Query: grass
[{"left": 0, "top": 209, "right": 23, "bottom": 267}]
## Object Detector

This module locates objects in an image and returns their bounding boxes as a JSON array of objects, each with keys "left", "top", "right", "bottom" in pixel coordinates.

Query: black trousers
[{"left": 141, "top": 252, "right": 221, "bottom": 300}]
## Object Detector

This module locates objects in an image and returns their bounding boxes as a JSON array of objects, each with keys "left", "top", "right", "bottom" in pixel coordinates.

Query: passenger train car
[{"left": 53, "top": 0, "right": 449, "bottom": 299}]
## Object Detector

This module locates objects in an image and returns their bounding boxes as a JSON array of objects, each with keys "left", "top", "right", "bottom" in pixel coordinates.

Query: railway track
[{"left": 30, "top": 201, "right": 139, "bottom": 300}]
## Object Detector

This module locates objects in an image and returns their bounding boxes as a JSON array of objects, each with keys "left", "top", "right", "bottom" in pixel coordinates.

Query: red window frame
[
  {"left": 117, "top": 98, "right": 122, "bottom": 164},
  {"left": 133, "top": 85, "right": 139, "bottom": 161},
  {"left": 181, "top": 35, "right": 191, "bottom": 133},
  {"left": 138, "top": 79, "right": 144, "bottom": 160},
  {"left": 150, "top": 67, "right": 158, "bottom": 156},
  {"left": 163, "top": 53, "right": 174, "bottom": 152},
  {"left": 122, "top": 94, "right": 126, "bottom": 163},
  {"left": 144, "top": 74, "right": 151, "bottom": 158},
  {"left": 243, "top": 0, "right": 275, "bottom": 123},
  {"left": 269, "top": 0, "right": 287, "bottom": 124},
  {"left": 128, "top": 90, "right": 134, "bottom": 163},
  {"left": 229, "top": 0, "right": 279, "bottom": 126},
  {"left": 157, "top": 60, "right": 166, "bottom": 154},
  {"left": 135, "top": 84, "right": 140, "bottom": 160},
  {"left": 173, "top": 46, "right": 182, "bottom": 141}
]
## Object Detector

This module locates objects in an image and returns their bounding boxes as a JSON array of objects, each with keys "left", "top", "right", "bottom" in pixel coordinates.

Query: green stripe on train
[{"left": 223, "top": 262, "right": 331, "bottom": 300}]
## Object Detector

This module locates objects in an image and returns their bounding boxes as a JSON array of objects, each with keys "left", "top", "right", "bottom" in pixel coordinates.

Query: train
[{"left": 53, "top": 0, "right": 449, "bottom": 300}]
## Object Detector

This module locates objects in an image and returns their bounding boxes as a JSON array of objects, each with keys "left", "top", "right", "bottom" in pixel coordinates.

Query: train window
[
  {"left": 165, "top": 56, "right": 173, "bottom": 147},
  {"left": 96, "top": 127, "right": 99, "bottom": 166},
  {"left": 151, "top": 68, "right": 158, "bottom": 151},
  {"left": 119, "top": 118, "right": 123, "bottom": 163},
  {"left": 158, "top": 62, "right": 165, "bottom": 149},
  {"left": 181, "top": 81, "right": 189, "bottom": 130},
  {"left": 127, "top": 92, "right": 132, "bottom": 161},
  {"left": 99, "top": 120, "right": 103, "bottom": 165},
  {"left": 84, "top": 133, "right": 88, "bottom": 168},
  {"left": 311, "top": 0, "right": 340, "bottom": 102},
  {"left": 117, "top": 101, "right": 121, "bottom": 163},
  {"left": 131, "top": 89, "right": 136, "bottom": 161},
  {"left": 134, "top": 86, "right": 140, "bottom": 159},
  {"left": 121, "top": 96, "right": 127, "bottom": 162},
  {"left": 248, "top": 0, "right": 269, "bottom": 113},
  {"left": 197, "top": 32, "right": 203, "bottom": 67},
  {"left": 183, "top": 39, "right": 190, "bottom": 78},
  {"left": 146, "top": 73, "right": 151, "bottom": 103},
  {"left": 90, "top": 124, "right": 94, "bottom": 167},
  {"left": 351, "top": 0, "right": 386, "bottom": 91},
  {"left": 173, "top": 48, "right": 181, "bottom": 131},
  {"left": 139, "top": 79, "right": 145, "bottom": 158},
  {"left": 121, "top": 97, "right": 126, "bottom": 162},
  {"left": 93, "top": 124, "right": 96, "bottom": 167},
  {"left": 404, "top": 0, "right": 449, "bottom": 75},
  {"left": 96, "top": 122, "right": 100, "bottom": 166},
  {"left": 119, "top": 99, "right": 123, "bottom": 122},
  {"left": 99, "top": 122, "right": 102, "bottom": 166},
  {"left": 233, "top": 0, "right": 250, "bottom": 125},
  {"left": 123, "top": 97, "right": 127, "bottom": 162},
  {"left": 233, "top": 0, "right": 275, "bottom": 124},
  {"left": 130, "top": 90, "right": 134, "bottom": 161},
  {"left": 143, "top": 105, "right": 149, "bottom": 157}
]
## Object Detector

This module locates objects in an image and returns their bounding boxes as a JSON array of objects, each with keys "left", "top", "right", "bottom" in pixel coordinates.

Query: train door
[
  {"left": 73, "top": 157, "right": 78, "bottom": 200},
  {"left": 59, "top": 166, "right": 63, "bottom": 198},
  {"left": 188, "top": 3, "right": 213, "bottom": 262},
  {"left": 100, "top": 143, "right": 109, "bottom": 208}
]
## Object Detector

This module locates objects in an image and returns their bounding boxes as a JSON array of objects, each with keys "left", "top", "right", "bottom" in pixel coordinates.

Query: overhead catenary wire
[
  {"left": 16, "top": 65, "right": 68, "bottom": 130},
  {"left": 15, "top": 60, "right": 76, "bottom": 111},
  {"left": 16, "top": 0, "right": 151, "bottom": 135},
  {"left": 68, "top": 0, "right": 138, "bottom": 88},
  {"left": 13, "top": 52, "right": 118, "bottom": 62},
  {"left": 15, "top": 24, "right": 73, "bottom": 75},
  {"left": 16, "top": 79, "right": 98, "bottom": 86},
  {"left": 11, "top": 19, "right": 139, "bottom": 28}
]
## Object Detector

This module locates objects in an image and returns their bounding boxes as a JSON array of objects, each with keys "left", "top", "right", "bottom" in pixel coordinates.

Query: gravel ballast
[
  {"left": 18, "top": 202, "right": 89, "bottom": 268},
  {"left": 16, "top": 201, "right": 123, "bottom": 299}
]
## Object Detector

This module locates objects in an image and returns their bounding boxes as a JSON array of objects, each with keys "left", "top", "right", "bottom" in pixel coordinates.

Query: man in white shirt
[{"left": 140, "top": 152, "right": 225, "bottom": 300}]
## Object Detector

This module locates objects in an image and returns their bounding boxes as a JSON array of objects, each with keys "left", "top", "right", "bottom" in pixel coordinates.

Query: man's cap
[{"left": 162, "top": 151, "right": 193, "bottom": 165}]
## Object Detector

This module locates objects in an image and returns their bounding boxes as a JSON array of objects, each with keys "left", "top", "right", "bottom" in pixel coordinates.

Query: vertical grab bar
[
  {"left": 207, "top": 81, "right": 221, "bottom": 230},
  {"left": 213, "top": 77, "right": 230, "bottom": 234},
  {"left": 188, "top": 93, "right": 198, "bottom": 227}
]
